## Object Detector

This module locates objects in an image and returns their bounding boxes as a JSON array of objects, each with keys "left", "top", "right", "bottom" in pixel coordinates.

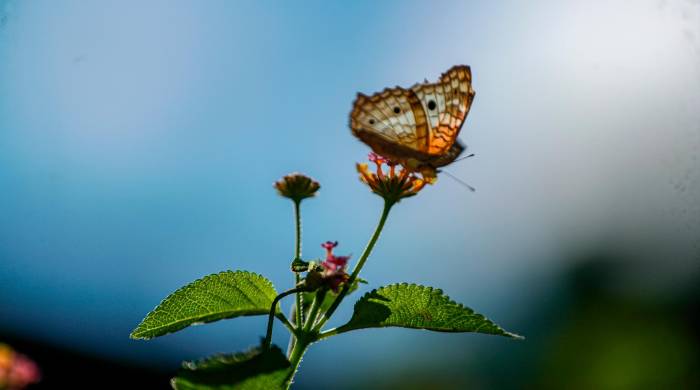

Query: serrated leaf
[
  {"left": 171, "top": 344, "right": 292, "bottom": 390},
  {"left": 131, "top": 271, "right": 278, "bottom": 340},
  {"left": 336, "top": 283, "right": 522, "bottom": 338}
]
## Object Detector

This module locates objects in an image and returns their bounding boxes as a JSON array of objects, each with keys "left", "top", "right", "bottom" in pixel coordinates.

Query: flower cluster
[
  {"left": 356, "top": 153, "right": 426, "bottom": 204},
  {"left": 0, "top": 344, "right": 41, "bottom": 390},
  {"left": 319, "top": 241, "right": 350, "bottom": 292},
  {"left": 303, "top": 241, "right": 351, "bottom": 293},
  {"left": 274, "top": 173, "right": 320, "bottom": 203}
]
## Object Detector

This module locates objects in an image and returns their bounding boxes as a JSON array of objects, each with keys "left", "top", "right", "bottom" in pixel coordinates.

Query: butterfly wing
[
  {"left": 411, "top": 65, "right": 475, "bottom": 156},
  {"left": 350, "top": 65, "right": 475, "bottom": 168},
  {"left": 350, "top": 86, "right": 433, "bottom": 162}
]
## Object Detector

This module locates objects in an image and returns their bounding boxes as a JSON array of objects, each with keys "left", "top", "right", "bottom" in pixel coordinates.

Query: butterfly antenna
[
  {"left": 441, "top": 170, "right": 476, "bottom": 192},
  {"left": 452, "top": 153, "right": 475, "bottom": 163}
]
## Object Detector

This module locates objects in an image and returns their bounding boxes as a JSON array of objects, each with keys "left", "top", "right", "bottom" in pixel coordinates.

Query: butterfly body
[{"left": 350, "top": 65, "right": 475, "bottom": 181}]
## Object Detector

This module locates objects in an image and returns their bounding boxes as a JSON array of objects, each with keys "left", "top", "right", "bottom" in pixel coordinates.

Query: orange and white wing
[
  {"left": 411, "top": 65, "right": 475, "bottom": 155},
  {"left": 350, "top": 87, "right": 430, "bottom": 160}
]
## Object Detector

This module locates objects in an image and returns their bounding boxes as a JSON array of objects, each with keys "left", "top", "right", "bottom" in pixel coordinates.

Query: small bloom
[
  {"left": 357, "top": 153, "right": 426, "bottom": 204},
  {"left": 367, "top": 152, "right": 387, "bottom": 165},
  {"left": 274, "top": 173, "right": 320, "bottom": 202},
  {"left": 321, "top": 241, "right": 338, "bottom": 250},
  {"left": 323, "top": 254, "right": 349, "bottom": 271},
  {"left": 320, "top": 241, "right": 351, "bottom": 292},
  {"left": 321, "top": 241, "right": 338, "bottom": 254}
]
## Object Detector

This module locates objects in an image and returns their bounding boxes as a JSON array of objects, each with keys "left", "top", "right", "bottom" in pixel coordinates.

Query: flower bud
[
  {"left": 274, "top": 173, "right": 320, "bottom": 202},
  {"left": 291, "top": 258, "right": 309, "bottom": 273}
]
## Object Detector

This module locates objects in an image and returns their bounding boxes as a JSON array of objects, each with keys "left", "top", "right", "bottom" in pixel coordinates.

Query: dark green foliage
[
  {"left": 172, "top": 345, "right": 292, "bottom": 390},
  {"left": 337, "top": 283, "right": 521, "bottom": 338},
  {"left": 131, "top": 271, "right": 278, "bottom": 339}
]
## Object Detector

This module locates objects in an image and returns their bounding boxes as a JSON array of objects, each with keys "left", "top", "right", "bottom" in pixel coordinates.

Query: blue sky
[{"left": 1, "top": 0, "right": 699, "bottom": 386}]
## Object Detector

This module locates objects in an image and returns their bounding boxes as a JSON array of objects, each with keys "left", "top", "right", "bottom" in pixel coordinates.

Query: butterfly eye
[
  {"left": 393, "top": 107, "right": 401, "bottom": 114},
  {"left": 369, "top": 119, "right": 375, "bottom": 124},
  {"left": 428, "top": 100, "right": 437, "bottom": 110}
]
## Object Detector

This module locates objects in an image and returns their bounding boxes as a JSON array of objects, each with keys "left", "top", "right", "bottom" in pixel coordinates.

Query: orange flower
[{"left": 357, "top": 153, "right": 426, "bottom": 204}]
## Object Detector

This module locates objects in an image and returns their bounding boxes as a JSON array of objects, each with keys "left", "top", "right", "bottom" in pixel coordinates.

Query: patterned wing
[
  {"left": 350, "top": 87, "right": 431, "bottom": 161},
  {"left": 411, "top": 65, "right": 475, "bottom": 155}
]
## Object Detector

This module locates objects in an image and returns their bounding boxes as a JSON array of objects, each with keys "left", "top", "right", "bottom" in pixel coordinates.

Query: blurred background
[{"left": 1, "top": 0, "right": 699, "bottom": 388}]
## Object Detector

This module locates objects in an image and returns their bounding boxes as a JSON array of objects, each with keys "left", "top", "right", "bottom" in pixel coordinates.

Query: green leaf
[
  {"left": 171, "top": 344, "right": 292, "bottom": 390},
  {"left": 336, "top": 283, "right": 522, "bottom": 338},
  {"left": 131, "top": 271, "right": 278, "bottom": 340}
]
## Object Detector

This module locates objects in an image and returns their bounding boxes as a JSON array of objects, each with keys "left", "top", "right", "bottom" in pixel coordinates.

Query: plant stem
[
  {"left": 303, "top": 289, "right": 327, "bottom": 332},
  {"left": 293, "top": 200, "right": 304, "bottom": 327},
  {"left": 285, "top": 337, "right": 310, "bottom": 389},
  {"left": 264, "top": 288, "right": 301, "bottom": 350},
  {"left": 275, "top": 312, "right": 296, "bottom": 334},
  {"left": 282, "top": 199, "right": 394, "bottom": 384},
  {"left": 286, "top": 304, "right": 297, "bottom": 356},
  {"left": 316, "top": 327, "right": 342, "bottom": 341},
  {"left": 312, "top": 200, "right": 393, "bottom": 332}
]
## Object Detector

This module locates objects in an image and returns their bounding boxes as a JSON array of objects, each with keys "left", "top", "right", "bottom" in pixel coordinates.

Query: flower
[
  {"left": 309, "top": 241, "right": 351, "bottom": 292},
  {"left": 300, "top": 242, "right": 352, "bottom": 292},
  {"left": 274, "top": 173, "right": 320, "bottom": 202},
  {"left": 0, "top": 344, "right": 41, "bottom": 390},
  {"left": 357, "top": 153, "right": 427, "bottom": 204},
  {"left": 321, "top": 241, "right": 338, "bottom": 256}
]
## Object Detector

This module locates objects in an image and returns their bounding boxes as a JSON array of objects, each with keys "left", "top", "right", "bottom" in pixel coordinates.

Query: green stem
[
  {"left": 316, "top": 327, "right": 342, "bottom": 341},
  {"left": 293, "top": 200, "right": 304, "bottom": 327},
  {"left": 303, "top": 289, "right": 327, "bottom": 332},
  {"left": 312, "top": 200, "right": 393, "bottom": 332},
  {"left": 275, "top": 312, "right": 296, "bottom": 334},
  {"left": 264, "top": 288, "right": 300, "bottom": 350},
  {"left": 285, "top": 337, "right": 310, "bottom": 389},
  {"left": 286, "top": 304, "right": 297, "bottom": 356}
]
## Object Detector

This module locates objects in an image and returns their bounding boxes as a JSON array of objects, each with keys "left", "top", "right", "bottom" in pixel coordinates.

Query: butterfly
[{"left": 350, "top": 65, "right": 475, "bottom": 182}]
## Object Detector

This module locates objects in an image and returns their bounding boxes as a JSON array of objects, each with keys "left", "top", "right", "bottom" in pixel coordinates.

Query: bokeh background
[{"left": 1, "top": 0, "right": 699, "bottom": 388}]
